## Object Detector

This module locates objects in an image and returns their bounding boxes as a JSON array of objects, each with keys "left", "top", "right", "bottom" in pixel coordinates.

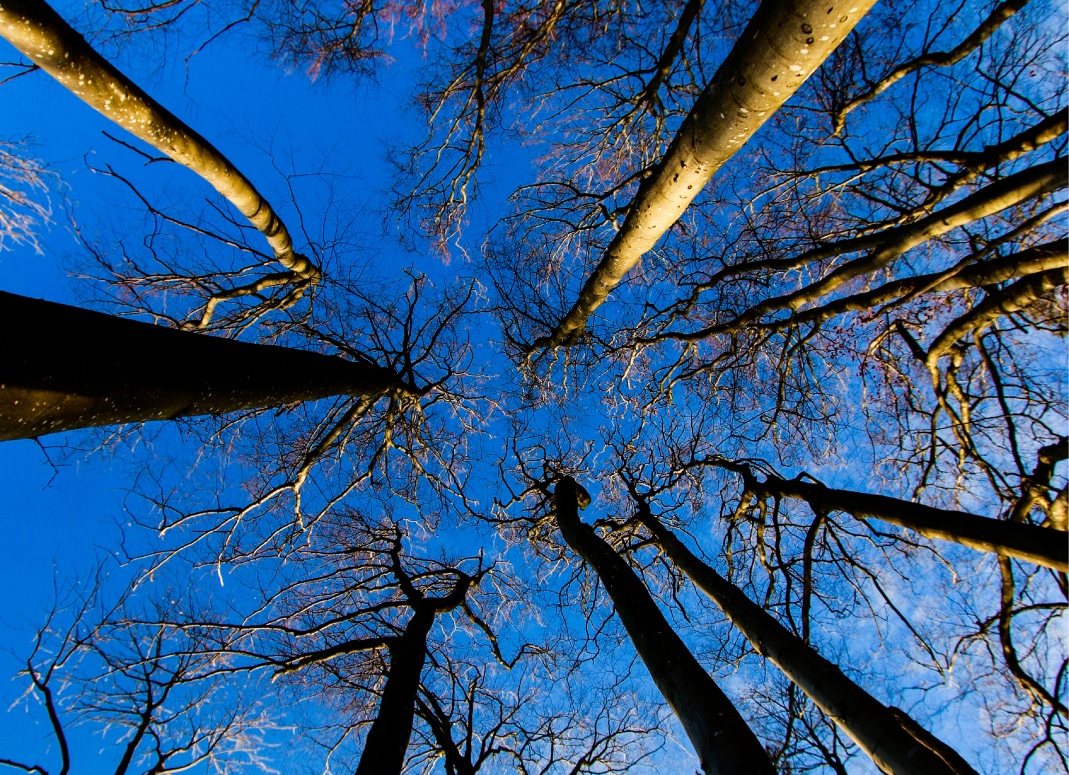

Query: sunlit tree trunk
[
  {"left": 0, "top": 291, "right": 397, "bottom": 440},
  {"left": 737, "top": 467, "right": 1068, "bottom": 572},
  {"left": 635, "top": 505, "right": 979, "bottom": 775},
  {"left": 553, "top": 477, "right": 774, "bottom": 775},
  {"left": 0, "top": 0, "right": 319, "bottom": 283},
  {"left": 535, "top": 0, "right": 877, "bottom": 348}
]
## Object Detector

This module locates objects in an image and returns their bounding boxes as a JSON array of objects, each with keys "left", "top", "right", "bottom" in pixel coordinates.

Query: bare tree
[
  {"left": 0, "top": 577, "right": 275, "bottom": 775},
  {"left": 700, "top": 456, "right": 1068, "bottom": 572},
  {"left": 0, "top": 0, "right": 320, "bottom": 328},
  {"left": 623, "top": 480, "right": 978, "bottom": 775},
  {"left": 530, "top": 0, "right": 877, "bottom": 349},
  {"left": 0, "top": 290, "right": 402, "bottom": 441},
  {"left": 1, "top": 0, "right": 1064, "bottom": 773},
  {"left": 553, "top": 475, "right": 775, "bottom": 774}
]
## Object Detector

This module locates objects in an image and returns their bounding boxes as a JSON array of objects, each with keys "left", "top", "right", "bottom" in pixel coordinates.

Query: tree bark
[
  {"left": 636, "top": 507, "right": 979, "bottom": 775},
  {"left": 0, "top": 291, "right": 398, "bottom": 441},
  {"left": 727, "top": 464, "right": 1069, "bottom": 572},
  {"left": 553, "top": 477, "right": 774, "bottom": 775},
  {"left": 354, "top": 607, "right": 435, "bottom": 775},
  {"left": 0, "top": 0, "right": 319, "bottom": 282},
  {"left": 535, "top": 0, "right": 876, "bottom": 349},
  {"left": 354, "top": 554, "right": 476, "bottom": 775},
  {"left": 789, "top": 479, "right": 1067, "bottom": 572}
]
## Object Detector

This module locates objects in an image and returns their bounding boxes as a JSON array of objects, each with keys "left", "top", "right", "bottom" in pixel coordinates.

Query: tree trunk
[
  {"left": 354, "top": 607, "right": 435, "bottom": 775},
  {"left": 637, "top": 507, "right": 979, "bottom": 775},
  {"left": 748, "top": 471, "right": 1068, "bottom": 572},
  {"left": 0, "top": 291, "right": 397, "bottom": 441},
  {"left": 535, "top": 0, "right": 877, "bottom": 348},
  {"left": 0, "top": 0, "right": 319, "bottom": 282},
  {"left": 553, "top": 477, "right": 774, "bottom": 775}
]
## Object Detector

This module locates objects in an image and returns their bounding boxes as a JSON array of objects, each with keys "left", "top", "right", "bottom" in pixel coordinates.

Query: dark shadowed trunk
[
  {"left": 711, "top": 460, "right": 1068, "bottom": 571},
  {"left": 353, "top": 560, "right": 476, "bottom": 775},
  {"left": 553, "top": 476, "right": 774, "bottom": 775},
  {"left": 635, "top": 505, "right": 979, "bottom": 775},
  {"left": 0, "top": 291, "right": 398, "bottom": 440},
  {"left": 354, "top": 607, "right": 435, "bottom": 775}
]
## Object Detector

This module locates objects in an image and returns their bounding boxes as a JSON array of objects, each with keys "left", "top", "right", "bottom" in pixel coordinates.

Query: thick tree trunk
[
  {"left": 746, "top": 471, "right": 1068, "bottom": 572},
  {"left": 553, "top": 477, "right": 774, "bottom": 775},
  {"left": 637, "top": 508, "right": 979, "bottom": 775},
  {"left": 354, "top": 607, "right": 435, "bottom": 775},
  {"left": 0, "top": 291, "right": 397, "bottom": 441},
  {"left": 535, "top": 0, "right": 877, "bottom": 348},
  {"left": 0, "top": 0, "right": 319, "bottom": 282}
]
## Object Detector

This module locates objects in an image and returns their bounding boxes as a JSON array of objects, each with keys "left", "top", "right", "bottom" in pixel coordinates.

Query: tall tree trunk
[
  {"left": 0, "top": 0, "right": 319, "bottom": 283},
  {"left": 739, "top": 468, "right": 1068, "bottom": 572},
  {"left": 535, "top": 0, "right": 877, "bottom": 349},
  {"left": 636, "top": 506, "right": 979, "bottom": 775},
  {"left": 354, "top": 606, "right": 435, "bottom": 775},
  {"left": 553, "top": 477, "right": 774, "bottom": 775},
  {"left": 0, "top": 291, "right": 398, "bottom": 441}
]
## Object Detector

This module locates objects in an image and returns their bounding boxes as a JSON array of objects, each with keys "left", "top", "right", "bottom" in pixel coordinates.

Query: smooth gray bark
[
  {"left": 636, "top": 507, "right": 979, "bottom": 775},
  {"left": 535, "top": 0, "right": 877, "bottom": 348},
  {"left": 0, "top": 0, "right": 319, "bottom": 282},
  {"left": 742, "top": 469, "right": 1069, "bottom": 572},
  {"left": 554, "top": 477, "right": 774, "bottom": 775},
  {"left": 0, "top": 291, "right": 397, "bottom": 440}
]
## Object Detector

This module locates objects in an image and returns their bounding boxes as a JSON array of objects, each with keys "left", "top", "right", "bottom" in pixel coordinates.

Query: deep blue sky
[
  {"left": 0, "top": 7, "right": 414, "bottom": 768},
  {"left": 0, "top": 1, "right": 1063, "bottom": 773}
]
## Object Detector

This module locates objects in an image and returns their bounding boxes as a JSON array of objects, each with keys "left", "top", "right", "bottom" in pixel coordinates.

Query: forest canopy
[{"left": 0, "top": 0, "right": 1065, "bottom": 773}]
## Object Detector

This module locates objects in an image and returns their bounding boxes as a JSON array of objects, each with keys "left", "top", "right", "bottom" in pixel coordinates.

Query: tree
[
  {"left": 0, "top": 573, "right": 277, "bottom": 775},
  {"left": 0, "top": 0, "right": 321, "bottom": 329},
  {"left": 623, "top": 480, "right": 978, "bottom": 775},
  {"left": 0, "top": 290, "right": 401, "bottom": 440},
  {"left": 1, "top": 0, "right": 1064, "bottom": 772},
  {"left": 531, "top": 0, "right": 878, "bottom": 349},
  {"left": 699, "top": 456, "right": 1068, "bottom": 572},
  {"left": 553, "top": 475, "right": 775, "bottom": 774}
]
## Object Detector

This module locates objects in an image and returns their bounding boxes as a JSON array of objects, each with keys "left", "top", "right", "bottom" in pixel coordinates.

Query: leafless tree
[
  {"left": 0, "top": 0, "right": 320, "bottom": 330},
  {"left": 0, "top": 574, "right": 277, "bottom": 775},
  {"left": 2, "top": 0, "right": 1064, "bottom": 773},
  {"left": 0, "top": 290, "right": 403, "bottom": 441}
]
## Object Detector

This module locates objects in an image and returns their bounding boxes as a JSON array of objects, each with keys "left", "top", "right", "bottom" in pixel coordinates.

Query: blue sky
[
  {"left": 0, "top": 1, "right": 1064, "bottom": 773},
  {"left": 0, "top": 8, "right": 403, "bottom": 768}
]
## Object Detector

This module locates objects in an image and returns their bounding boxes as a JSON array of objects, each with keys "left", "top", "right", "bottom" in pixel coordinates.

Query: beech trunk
[
  {"left": 354, "top": 607, "right": 435, "bottom": 775},
  {"left": 0, "top": 291, "right": 397, "bottom": 441},
  {"left": 0, "top": 0, "right": 318, "bottom": 281},
  {"left": 752, "top": 473, "right": 1068, "bottom": 572},
  {"left": 637, "top": 508, "right": 979, "bottom": 775},
  {"left": 554, "top": 477, "right": 774, "bottom": 775},
  {"left": 536, "top": 0, "right": 877, "bottom": 348}
]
